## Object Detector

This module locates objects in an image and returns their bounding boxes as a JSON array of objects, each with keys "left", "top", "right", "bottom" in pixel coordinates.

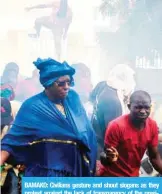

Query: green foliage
[
  {"left": 100, "top": 0, "right": 129, "bottom": 18},
  {"left": 97, "top": 0, "right": 162, "bottom": 60}
]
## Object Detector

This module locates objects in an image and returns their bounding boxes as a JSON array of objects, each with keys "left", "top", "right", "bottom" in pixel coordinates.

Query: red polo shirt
[{"left": 98, "top": 114, "right": 158, "bottom": 177}]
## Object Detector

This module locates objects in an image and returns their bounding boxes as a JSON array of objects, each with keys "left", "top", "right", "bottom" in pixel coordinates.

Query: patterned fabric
[
  {"left": 33, "top": 58, "right": 75, "bottom": 87},
  {"left": 1, "top": 90, "right": 97, "bottom": 177}
]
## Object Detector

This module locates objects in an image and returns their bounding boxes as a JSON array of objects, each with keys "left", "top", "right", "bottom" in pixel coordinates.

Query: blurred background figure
[
  {"left": 91, "top": 64, "right": 136, "bottom": 159},
  {"left": 1, "top": 97, "right": 20, "bottom": 194},
  {"left": 15, "top": 69, "right": 43, "bottom": 102},
  {"left": 90, "top": 81, "right": 107, "bottom": 105},
  {"left": 0, "top": 84, "right": 15, "bottom": 102},
  {"left": 1, "top": 97, "right": 13, "bottom": 139},
  {"left": 71, "top": 63, "right": 93, "bottom": 118},
  {"left": 1, "top": 83, "right": 21, "bottom": 119},
  {"left": 1, "top": 62, "right": 19, "bottom": 90},
  {"left": 25, "top": 0, "right": 72, "bottom": 61}
]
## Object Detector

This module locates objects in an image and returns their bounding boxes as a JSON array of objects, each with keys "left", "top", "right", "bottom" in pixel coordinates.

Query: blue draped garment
[{"left": 1, "top": 90, "right": 97, "bottom": 177}]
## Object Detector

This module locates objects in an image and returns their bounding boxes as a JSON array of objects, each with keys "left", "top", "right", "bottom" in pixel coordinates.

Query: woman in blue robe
[{"left": 1, "top": 58, "right": 97, "bottom": 177}]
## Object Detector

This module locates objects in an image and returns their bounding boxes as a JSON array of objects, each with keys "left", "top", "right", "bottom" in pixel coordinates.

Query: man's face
[
  {"left": 128, "top": 97, "right": 151, "bottom": 122},
  {"left": 49, "top": 75, "right": 71, "bottom": 99}
]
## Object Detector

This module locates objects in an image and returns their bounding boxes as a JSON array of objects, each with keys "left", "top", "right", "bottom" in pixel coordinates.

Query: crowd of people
[
  {"left": 1, "top": 1, "right": 162, "bottom": 194},
  {"left": 0, "top": 58, "right": 162, "bottom": 190}
]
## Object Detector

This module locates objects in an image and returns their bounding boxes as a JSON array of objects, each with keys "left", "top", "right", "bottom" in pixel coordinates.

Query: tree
[{"left": 96, "top": 0, "right": 162, "bottom": 64}]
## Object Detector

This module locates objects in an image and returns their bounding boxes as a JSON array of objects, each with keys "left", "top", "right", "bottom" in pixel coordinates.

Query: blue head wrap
[{"left": 33, "top": 58, "right": 75, "bottom": 87}]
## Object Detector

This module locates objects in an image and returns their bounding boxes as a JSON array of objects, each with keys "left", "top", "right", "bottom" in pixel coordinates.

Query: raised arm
[{"left": 25, "top": 2, "right": 54, "bottom": 11}]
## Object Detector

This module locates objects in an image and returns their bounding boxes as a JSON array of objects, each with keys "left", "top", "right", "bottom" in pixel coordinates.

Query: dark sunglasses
[{"left": 55, "top": 80, "right": 73, "bottom": 87}]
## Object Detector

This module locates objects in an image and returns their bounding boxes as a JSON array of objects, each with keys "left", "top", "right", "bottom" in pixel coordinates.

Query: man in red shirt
[{"left": 97, "top": 90, "right": 162, "bottom": 176}]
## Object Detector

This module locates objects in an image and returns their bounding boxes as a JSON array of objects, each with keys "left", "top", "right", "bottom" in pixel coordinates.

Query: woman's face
[{"left": 48, "top": 75, "right": 72, "bottom": 100}]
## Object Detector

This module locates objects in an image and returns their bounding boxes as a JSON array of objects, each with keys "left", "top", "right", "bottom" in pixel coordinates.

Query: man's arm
[{"left": 148, "top": 145, "right": 162, "bottom": 174}]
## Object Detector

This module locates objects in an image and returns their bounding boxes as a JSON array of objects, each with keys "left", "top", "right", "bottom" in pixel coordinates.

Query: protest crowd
[{"left": 0, "top": 0, "right": 162, "bottom": 194}]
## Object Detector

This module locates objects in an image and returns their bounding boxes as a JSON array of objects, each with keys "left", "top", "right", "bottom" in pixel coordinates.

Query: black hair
[{"left": 130, "top": 90, "right": 151, "bottom": 104}]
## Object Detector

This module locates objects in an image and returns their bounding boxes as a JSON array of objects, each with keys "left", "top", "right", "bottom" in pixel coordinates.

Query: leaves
[
  {"left": 97, "top": 0, "right": 162, "bottom": 59},
  {"left": 100, "top": 0, "right": 129, "bottom": 18}
]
